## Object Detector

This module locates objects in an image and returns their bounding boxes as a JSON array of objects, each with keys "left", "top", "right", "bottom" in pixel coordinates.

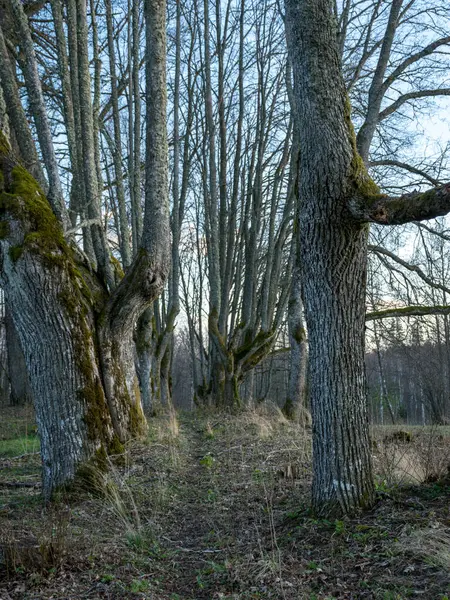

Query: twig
[{"left": 0, "top": 481, "right": 41, "bottom": 488}]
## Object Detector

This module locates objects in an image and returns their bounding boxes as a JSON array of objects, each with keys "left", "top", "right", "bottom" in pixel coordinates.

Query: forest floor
[{"left": 0, "top": 405, "right": 450, "bottom": 600}]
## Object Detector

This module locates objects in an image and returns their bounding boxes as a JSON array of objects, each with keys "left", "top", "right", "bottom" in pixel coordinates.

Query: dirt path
[
  {"left": 133, "top": 412, "right": 300, "bottom": 599},
  {"left": 155, "top": 421, "right": 229, "bottom": 598}
]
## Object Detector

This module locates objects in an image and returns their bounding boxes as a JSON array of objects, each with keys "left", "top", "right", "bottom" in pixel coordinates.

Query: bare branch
[
  {"left": 369, "top": 159, "right": 442, "bottom": 187},
  {"left": 378, "top": 88, "right": 450, "bottom": 121},
  {"left": 368, "top": 244, "right": 450, "bottom": 295},
  {"left": 366, "top": 305, "right": 450, "bottom": 321}
]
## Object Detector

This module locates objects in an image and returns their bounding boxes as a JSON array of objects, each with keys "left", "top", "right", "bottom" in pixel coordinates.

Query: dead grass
[
  {"left": 398, "top": 528, "right": 450, "bottom": 571},
  {"left": 0, "top": 408, "right": 449, "bottom": 599},
  {"left": 372, "top": 425, "right": 450, "bottom": 487}
]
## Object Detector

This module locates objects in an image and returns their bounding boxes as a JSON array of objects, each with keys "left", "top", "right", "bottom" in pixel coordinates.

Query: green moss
[
  {"left": 108, "top": 434, "right": 125, "bottom": 455},
  {"left": 0, "top": 154, "right": 145, "bottom": 471},
  {"left": 0, "top": 165, "right": 68, "bottom": 266},
  {"left": 0, "top": 130, "right": 10, "bottom": 156},
  {"left": 292, "top": 325, "right": 306, "bottom": 344},
  {"left": 81, "top": 379, "right": 110, "bottom": 443},
  {"left": 0, "top": 220, "right": 9, "bottom": 239},
  {"left": 343, "top": 96, "right": 383, "bottom": 201},
  {"left": 234, "top": 330, "right": 272, "bottom": 364},
  {"left": 9, "top": 245, "right": 23, "bottom": 262},
  {"left": 127, "top": 388, "right": 148, "bottom": 437},
  {"left": 111, "top": 255, "right": 125, "bottom": 281}
]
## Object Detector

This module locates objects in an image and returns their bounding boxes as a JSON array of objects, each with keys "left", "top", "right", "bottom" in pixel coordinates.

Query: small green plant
[
  {"left": 206, "top": 488, "right": 218, "bottom": 503},
  {"left": 252, "top": 468, "right": 264, "bottom": 481},
  {"left": 334, "top": 519, "right": 346, "bottom": 535},
  {"left": 126, "top": 531, "right": 150, "bottom": 553},
  {"left": 306, "top": 560, "right": 321, "bottom": 572},
  {"left": 200, "top": 453, "right": 215, "bottom": 468},
  {"left": 130, "top": 578, "right": 150, "bottom": 593}
]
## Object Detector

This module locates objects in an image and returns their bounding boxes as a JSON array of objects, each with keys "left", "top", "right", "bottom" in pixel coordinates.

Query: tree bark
[
  {"left": 9, "top": 0, "right": 69, "bottom": 228},
  {"left": 0, "top": 0, "right": 169, "bottom": 498},
  {"left": 105, "top": 0, "right": 132, "bottom": 268},
  {"left": 0, "top": 153, "right": 119, "bottom": 498},
  {"left": 5, "top": 302, "right": 32, "bottom": 406},
  {"left": 0, "top": 24, "right": 45, "bottom": 187},
  {"left": 285, "top": 0, "right": 375, "bottom": 515}
]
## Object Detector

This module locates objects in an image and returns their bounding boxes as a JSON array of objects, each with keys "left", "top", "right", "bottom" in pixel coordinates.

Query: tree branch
[
  {"left": 352, "top": 183, "right": 450, "bottom": 225},
  {"left": 369, "top": 159, "right": 442, "bottom": 187},
  {"left": 366, "top": 305, "right": 450, "bottom": 321},
  {"left": 378, "top": 89, "right": 450, "bottom": 121},
  {"left": 415, "top": 221, "right": 450, "bottom": 242},
  {"left": 381, "top": 36, "right": 450, "bottom": 94},
  {"left": 368, "top": 244, "right": 450, "bottom": 295}
]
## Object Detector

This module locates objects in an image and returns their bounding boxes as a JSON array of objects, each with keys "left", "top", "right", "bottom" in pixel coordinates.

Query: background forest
[{"left": 0, "top": 0, "right": 450, "bottom": 424}]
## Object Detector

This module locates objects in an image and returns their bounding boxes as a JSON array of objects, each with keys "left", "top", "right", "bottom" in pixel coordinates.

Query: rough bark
[
  {"left": 5, "top": 302, "right": 33, "bottom": 406},
  {"left": 0, "top": 24, "right": 45, "bottom": 186},
  {"left": 285, "top": 0, "right": 375, "bottom": 515},
  {"left": 75, "top": 0, "right": 114, "bottom": 289},
  {"left": 285, "top": 0, "right": 450, "bottom": 514},
  {"left": 0, "top": 146, "right": 117, "bottom": 498},
  {"left": 9, "top": 0, "right": 69, "bottom": 228},
  {"left": 0, "top": 0, "right": 169, "bottom": 498},
  {"left": 105, "top": 0, "right": 132, "bottom": 268},
  {"left": 284, "top": 229, "right": 308, "bottom": 424}
]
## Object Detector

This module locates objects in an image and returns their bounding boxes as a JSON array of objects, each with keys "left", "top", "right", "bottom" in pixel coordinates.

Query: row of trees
[{"left": 0, "top": 0, "right": 450, "bottom": 513}]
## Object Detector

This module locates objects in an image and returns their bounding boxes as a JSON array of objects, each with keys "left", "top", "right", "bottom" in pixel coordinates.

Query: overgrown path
[{"left": 134, "top": 411, "right": 306, "bottom": 599}]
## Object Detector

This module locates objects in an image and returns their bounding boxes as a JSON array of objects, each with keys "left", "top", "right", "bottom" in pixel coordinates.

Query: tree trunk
[
  {"left": 135, "top": 308, "right": 153, "bottom": 413},
  {"left": 0, "top": 0, "right": 169, "bottom": 498},
  {"left": 0, "top": 157, "right": 128, "bottom": 498},
  {"left": 302, "top": 217, "right": 374, "bottom": 514},
  {"left": 284, "top": 278, "right": 308, "bottom": 424},
  {"left": 285, "top": 0, "right": 375, "bottom": 515}
]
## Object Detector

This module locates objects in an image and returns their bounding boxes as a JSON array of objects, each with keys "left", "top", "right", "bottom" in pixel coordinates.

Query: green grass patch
[{"left": 0, "top": 435, "right": 39, "bottom": 458}]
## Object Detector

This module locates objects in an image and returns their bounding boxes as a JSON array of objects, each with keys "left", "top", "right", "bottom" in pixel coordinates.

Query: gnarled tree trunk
[{"left": 0, "top": 0, "right": 169, "bottom": 499}]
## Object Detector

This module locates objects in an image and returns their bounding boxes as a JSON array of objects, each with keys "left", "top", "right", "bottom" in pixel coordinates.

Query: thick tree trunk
[
  {"left": 302, "top": 218, "right": 374, "bottom": 514},
  {"left": 0, "top": 158, "right": 109, "bottom": 495},
  {"left": 285, "top": 0, "right": 375, "bottom": 515},
  {"left": 0, "top": 0, "right": 169, "bottom": 499},
  {"left": 0, "top": 148, "right": 148, "bottom": 499}
]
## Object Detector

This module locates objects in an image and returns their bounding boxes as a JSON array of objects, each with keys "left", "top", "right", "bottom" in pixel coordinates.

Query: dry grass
[
  {"left": 372, "top": 425, "right": 450, "bottom": 487},
  {"left": 1, "top": 408, "right": 449, "bottom": 599},
  {"left": 398, "top": 528, "right": 450, "bottom": 571}
]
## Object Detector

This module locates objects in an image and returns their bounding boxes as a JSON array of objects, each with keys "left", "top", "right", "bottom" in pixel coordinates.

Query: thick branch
[{"left": 352, "top": 183, "right": 450, "bottom": 225}]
